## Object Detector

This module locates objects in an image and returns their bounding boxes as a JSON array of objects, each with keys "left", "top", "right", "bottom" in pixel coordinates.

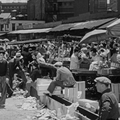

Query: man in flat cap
[
  {"left": 47, "top": 61, "right": 76, "bottom": 96},
  {"left": 94, "top": 77, "right": 119, "bottom": 120}
]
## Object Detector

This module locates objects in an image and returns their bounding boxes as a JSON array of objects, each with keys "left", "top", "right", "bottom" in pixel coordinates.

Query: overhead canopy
[
  {"left": 8, "top": 28, "right": 51, "bottom": 34},
  {"left": 71, "top": 18, "right": 116, "bottom": 30},
  {"left": 0, "top": 13, "right": 11, "bottom": 19},
  {"left": 99, "top": 18, "right": 118, "bottom": 29},
  {"left": 80, "top": 29, "right": 107, "bottom": 44},
  {"left": 0, "top": 33, "right": 6, "bottom": 36},
  {"left": 49, "top": 23, "right": 76, "bottom": 32},
  {"left": 8, "top": 38, "right": 50, "bottom": 45},
  {"left": 107, "top": 19, "right": 120, "bottom": 37}
]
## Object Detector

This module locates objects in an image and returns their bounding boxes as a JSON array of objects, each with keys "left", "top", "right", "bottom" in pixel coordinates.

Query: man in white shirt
[{"left": 70, "top": 47, "right": 80, "bottom": 71}]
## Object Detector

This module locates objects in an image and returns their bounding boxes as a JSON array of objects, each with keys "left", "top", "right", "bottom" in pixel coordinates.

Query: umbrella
[
  {"left": 107, "top": 19, "right": 120, "bottom": 37},
  {"left": 80, "top": 29, "right": 107, "bottom": 44},
  {"left": 3, "top": 38, "right": 9, "bottom": 42},
  {"left": 17, "top": 14, "right": 24, "bottom": 17},
  {"left": 11, "top": 40, "right": 17, "bottom": 42},
  {"left": 12, "top": 9, "right": 17, "bottom": 12},
  {"left": 11, "top": 17, "right": 16, "bottom": 20}
]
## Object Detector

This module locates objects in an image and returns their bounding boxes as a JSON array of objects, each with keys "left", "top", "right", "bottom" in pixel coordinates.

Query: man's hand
[{"left": 6, "top": 78, "right": 9, "bottom": 84}]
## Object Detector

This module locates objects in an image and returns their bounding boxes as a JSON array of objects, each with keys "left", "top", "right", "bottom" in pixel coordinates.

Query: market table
[{"left": 72, "top": 70, "right": 100, "bottom": 100}]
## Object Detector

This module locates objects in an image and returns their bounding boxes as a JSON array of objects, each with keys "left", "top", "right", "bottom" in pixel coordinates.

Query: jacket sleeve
[
  {"left": 55, "top": 69, "right": 61, "bottom": 81},
  {"left": 6, "top": 61, "right": 9, "bottom": 78},
  {"left": 98, "top": 95, "right": 112, "bottom": 120}
]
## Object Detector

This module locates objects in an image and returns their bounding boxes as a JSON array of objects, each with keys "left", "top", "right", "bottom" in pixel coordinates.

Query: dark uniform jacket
[{"left": 98, "top": 89, "right": 119, "bottom": 120}]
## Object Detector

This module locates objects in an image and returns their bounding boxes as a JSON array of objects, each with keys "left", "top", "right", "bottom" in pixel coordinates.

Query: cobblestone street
[{"left": 0, "top": 96, "right": 38, "bottom": 120}]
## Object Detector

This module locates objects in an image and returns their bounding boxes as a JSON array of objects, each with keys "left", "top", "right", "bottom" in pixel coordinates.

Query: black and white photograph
[{"left": 0, "top": 0, "right": 119, "bottom": 120}]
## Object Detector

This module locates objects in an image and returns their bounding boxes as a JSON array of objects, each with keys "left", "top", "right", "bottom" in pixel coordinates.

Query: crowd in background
[
  {"left": 0, "top": 38, "right": 119, "bottom": 120},
  {"left": 1, "top": 37, "right": 120, "bottom": 73},
  {"left": 0, "top": 37, "right": 119, "bottom": 100}
]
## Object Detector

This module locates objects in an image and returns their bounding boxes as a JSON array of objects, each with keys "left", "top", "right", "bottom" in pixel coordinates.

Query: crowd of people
[{"left": 0, "top": 37, "right": 119, "bottom": 120}]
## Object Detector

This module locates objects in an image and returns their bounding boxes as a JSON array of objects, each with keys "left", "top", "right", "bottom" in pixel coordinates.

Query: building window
[
  {"left": 12, "top": 23, "right": 15, "bottom": 31},
  {"left": 64, "top": 2, "right": 67, "bottom": 6},
  {"left": 69, "top": 2, "right": 73, "bottom": 6},
  {"left": 1, "top": 25, "right": 4, "bottom": 31},
  {"left": 54, "top": 3, "right": 56, "bottom": 11},
  {"left": 7, "top": 24, "right": 9, "bottom": 28},
  {"left": 58, "top": 2, "right": 62, "bottom": 6},
  {"left": 19, "top": 23, "right": 22, "bottom": 26}
]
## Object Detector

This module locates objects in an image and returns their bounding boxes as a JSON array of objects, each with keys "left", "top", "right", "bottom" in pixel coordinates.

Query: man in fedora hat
[
  {"left": 0, "top": 47, "right": 8, "bottom": 108},
  {"left": 8, "top": 52, "right": 27, "bottom": 92}
]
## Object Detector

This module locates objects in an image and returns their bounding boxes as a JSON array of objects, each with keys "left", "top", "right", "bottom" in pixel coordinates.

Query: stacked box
[
  {"left": 78, "top": 99, "right": 99, "bottom": 110},
  {"left": 112, "top": 83, "right": 120, "bottom": 102},
  {"left": 64, "top": 81, "right": 85, "bottom": 102},
  {"left": 53, "top": 87, "right": 62, "bottom": 95},
  {"left": 77, "top": 81, "right": 85, "bottom": 99},
  {"left": 36, "top": 79, "right": 52, "bottom": 96}
]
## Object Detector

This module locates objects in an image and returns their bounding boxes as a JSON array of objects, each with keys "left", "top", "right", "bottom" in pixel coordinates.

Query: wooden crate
[
  {"left": 36, "top": 78, "right": 52, "bottom": 96},
  {"left": 44, "top": 95, "right": 98, "bottom": 120},
  {"left": 53, "top": 87, "right": 62, "bottom": 95},
  {"left": 64, "top": 81, "right": 85, "bottom": 103},
  {"left": 78, "top": 99, "right": 99, "bottom": 110},
  {"left": 36, "top": 78, "right": 62, "bottom": 96},
  {"left": 77, "top": 81, "right": 85, "bottom": 99},
  {"left": 112, "top": 83, "right": 120, "bottom": 102}
]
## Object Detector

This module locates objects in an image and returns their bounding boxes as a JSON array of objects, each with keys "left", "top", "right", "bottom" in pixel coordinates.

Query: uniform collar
[{"left": 102, "top": 88, "right": 111, "bottom": 95}]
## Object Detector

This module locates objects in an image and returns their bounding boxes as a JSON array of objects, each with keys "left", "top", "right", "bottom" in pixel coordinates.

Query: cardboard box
[{"left": 79, "top": 99, "right": 99, "bottom": 110}]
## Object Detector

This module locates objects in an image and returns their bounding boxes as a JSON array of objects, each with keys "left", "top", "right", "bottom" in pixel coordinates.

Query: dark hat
[
  {"left": 91, "top": 48, "right": 97, "bottom": 53},
  {"left": 94, "top": 77, "right": 111, "bottom": 85},
  {"left": 74, "top": 47, "right": 80, "bottom": 53},
  {"left": 32, "top": 62, "right": 38, "bottom": 68},
  {"left": 0, "top": 47, "right": 5, "bottom": 54}
]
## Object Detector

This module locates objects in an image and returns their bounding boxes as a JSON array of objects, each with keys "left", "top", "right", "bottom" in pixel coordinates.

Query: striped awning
[
  {"left": 107, "top": 19, "right": 120, "bottom": 37},
  {"left": 49, "top": 23, "right": 76, "bottom": 32},
  {"left": 71, "top": 18, "right": 116, "bottom": 30},
  {"left": 8, "top": 39, "right": 49, "bottom": 45},
  {"left": 9, "top": 28, "right": 51, "bottom": 34}
]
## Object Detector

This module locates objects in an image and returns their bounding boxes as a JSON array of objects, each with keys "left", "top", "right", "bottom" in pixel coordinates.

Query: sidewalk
[{"left": 0, "top": 96, "right": 38, "bottom": 120}]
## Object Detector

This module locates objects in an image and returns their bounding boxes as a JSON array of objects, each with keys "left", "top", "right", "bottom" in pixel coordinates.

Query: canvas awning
[
  {"left": 71, "top": 18, "right": 116, "bottom": 30},
  {"left": 80, "top": 29, "right": 107, "bottom": 44},
  {"left": 49, "top": 23, "right": 76, "bottom": 32},
  {"left": 8, "top": 38, "right": 50, "bottom": 45},
  {"left": 107, "top": 19, "right": 120, "bottom": 37},
  {"left": 99, "top": 18, "right": 118, "bottom": 29},
  {"left": 9, "top": 28, "right": 51, "bottom": 34}
]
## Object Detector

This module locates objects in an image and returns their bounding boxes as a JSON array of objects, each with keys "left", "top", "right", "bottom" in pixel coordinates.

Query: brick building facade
[{"left": 27, "top": 0, "right": 45, "bottom": 20}]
